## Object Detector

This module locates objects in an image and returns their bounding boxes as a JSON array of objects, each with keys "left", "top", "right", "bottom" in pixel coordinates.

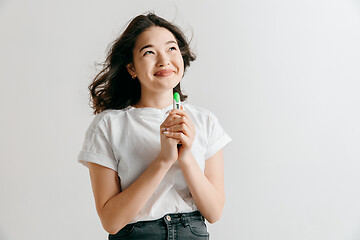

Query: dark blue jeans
[{"left": 108, "top": 211, "right": 210, "bottom": 240}]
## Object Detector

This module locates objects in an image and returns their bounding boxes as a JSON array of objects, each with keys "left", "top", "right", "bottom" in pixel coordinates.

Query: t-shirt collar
[{"left": 129, "top": 103, "right": 174, "bottom": 116}]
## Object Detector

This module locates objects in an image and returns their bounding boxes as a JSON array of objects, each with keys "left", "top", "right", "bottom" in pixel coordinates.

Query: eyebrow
[{"left": 139, "top": 40, "right": 177, "bottom": 53}]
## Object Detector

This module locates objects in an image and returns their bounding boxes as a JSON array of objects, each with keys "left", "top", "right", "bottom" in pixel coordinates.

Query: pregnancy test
[
  {"left": 173, "top": 92, "right": 181, "bottom": 109},
  {"left": 173, "top": 92, "right": 182, "bottom": 147}
]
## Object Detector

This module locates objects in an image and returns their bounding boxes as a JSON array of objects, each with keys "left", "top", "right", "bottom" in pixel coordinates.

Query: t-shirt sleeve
[
  {"left": 204, "top": 112, "right": 232, "bottom": 160},
  {"left": 77, "top": 118, "right": 118, "bottom": 172}
]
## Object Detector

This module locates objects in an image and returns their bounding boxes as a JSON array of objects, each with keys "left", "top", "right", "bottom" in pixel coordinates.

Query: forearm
[
  {"left": 100, "top": 157, "right": 172, "bottom": 234},
  {"left": 178, "top": 153, "right": 225, "bottom": 223}
]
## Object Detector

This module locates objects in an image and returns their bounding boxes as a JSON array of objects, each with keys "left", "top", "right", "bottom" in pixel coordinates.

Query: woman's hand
[
  {"left": 158, "top": 113, "right": 180, "bottom": 165},
  {"left": 162, "top": 108, "right": 196, "bottom": 160}
]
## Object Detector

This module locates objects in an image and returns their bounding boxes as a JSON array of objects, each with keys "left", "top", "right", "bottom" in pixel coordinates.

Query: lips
[{"left": 154, "top": 69, "right": 174, "bottom": 77}]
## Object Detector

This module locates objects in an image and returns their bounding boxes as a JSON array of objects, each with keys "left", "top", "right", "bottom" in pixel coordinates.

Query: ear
[{"left": 126, "top": 63, "right": 136, "bottom": 75}]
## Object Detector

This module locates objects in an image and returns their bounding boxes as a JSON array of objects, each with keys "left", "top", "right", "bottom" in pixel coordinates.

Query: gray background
[{"left": 1, "top": 0, "right": 360, "bottom": 239}]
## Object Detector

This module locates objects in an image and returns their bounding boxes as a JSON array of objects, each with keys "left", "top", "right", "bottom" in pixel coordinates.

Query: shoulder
[
  {"left": 183, "top": 102, "right": 226, "bottom": 133},
  {"left": 182, "top": 102, "right": 217, "bottom": 121},
  {"left": 182, "top": 102, "right": 220, "bottom": 133},
  {"left": 86, "top": 108, "right": 131, "bottom": 133}
]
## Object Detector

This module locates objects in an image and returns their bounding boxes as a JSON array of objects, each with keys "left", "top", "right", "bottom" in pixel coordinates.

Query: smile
[{"left": 154, "top": 69, "right": 174, "bottom": 77}]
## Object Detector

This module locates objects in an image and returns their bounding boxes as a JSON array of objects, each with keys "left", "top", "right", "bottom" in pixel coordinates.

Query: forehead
[{"left": 134, "top": 26, "right": 177, "bottom": 49}]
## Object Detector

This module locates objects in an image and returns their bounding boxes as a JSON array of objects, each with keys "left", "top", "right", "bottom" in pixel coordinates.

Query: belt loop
[
  {"left": 180, "top": 213, "right": 188, "bottom": 228},
  {"left": 198, "top": 211, "right": 205, "bottom": 222}
]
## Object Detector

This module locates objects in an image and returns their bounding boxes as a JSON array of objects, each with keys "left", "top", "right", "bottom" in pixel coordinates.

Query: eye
[
  {"left": 143, "top": 50, "right": 154, "bottom": 56},
  {"left": 169, "top": 46, "right": 177, "bottom": 51}
]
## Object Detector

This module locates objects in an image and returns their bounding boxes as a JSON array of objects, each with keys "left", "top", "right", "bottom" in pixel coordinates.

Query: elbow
[
  {"left": 206, "top": 211, "right": 223, "bottom": 224},
  {"left": 97, "top": 202, "right": 134, "bottom": 235},
  {"left": 205, "top": 205, "right": 224, "bottom": 224},
  {"left": 205, "top": 196, "right": 225, "bottom": 224},
  {"left": 101, "top": 215, "right": 128, "bottom": 235},
  {"left": 99, "top": 211, "right": 126, "bottom": 235},
  {"left": 103, "top": 221, "right": 126, "bottom": 235},
  {"left": 105, "top": 226, "right": 117, "bottom": 235},
  {"left": 101, "top": 218, "right": 117, "bottom": 235}
]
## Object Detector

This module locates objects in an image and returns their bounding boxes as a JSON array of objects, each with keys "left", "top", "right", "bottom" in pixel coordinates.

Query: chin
[{"left": 161, "top": 77, "right": 181, "bottom": 87}]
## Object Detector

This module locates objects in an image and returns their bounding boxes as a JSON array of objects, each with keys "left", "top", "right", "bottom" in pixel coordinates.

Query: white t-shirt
[{"left": 77, "top": 102, "right": 232, "bottom": 223}]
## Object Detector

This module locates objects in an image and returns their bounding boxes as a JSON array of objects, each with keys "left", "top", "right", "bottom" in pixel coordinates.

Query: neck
[{"left": 133, "top": 89, "right": 173, "bottom": 109}]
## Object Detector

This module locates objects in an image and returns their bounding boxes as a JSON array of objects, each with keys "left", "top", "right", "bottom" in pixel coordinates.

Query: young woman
[{"left": 77, "top": 13, "right": 232, "bottom": 239}]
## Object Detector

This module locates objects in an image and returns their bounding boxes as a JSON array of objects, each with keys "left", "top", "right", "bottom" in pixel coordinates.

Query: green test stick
[{"left": 173, "top": 92, "right": 181, "bottom": 109}]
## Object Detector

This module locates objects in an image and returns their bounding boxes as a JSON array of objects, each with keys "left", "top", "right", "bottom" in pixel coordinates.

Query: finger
[
  {"left": 161, "top": 114, "right": 178, "bottom": 128},
  {"left": 164, "top": 115, "right": 195, "bottom": 138},
  {"left": 168, "top": 108, "right": 191, "bottom": 120},
  {"left": 165, "top": 123, "right": 195, "bottom": 148},
  {"left": 163, "top": 114, "right": 181, "bottom": 127},
  {"left": 164, "top": 132, "right": 190, "bottom": 146},
  {"left": 165, "top": 116, "right": 188, "bottom": 128},
  {"left": 166, "top": 116, "right": 195, "bottom": 135},
  {"left": 168, "top": 109, "right": 195, "bottom": 130},
  {"left": 167, "top": 123, "right": 190, "bottom": 136},
  {"left": 163, "top": 131, "right": 189, "bottom": 145}
]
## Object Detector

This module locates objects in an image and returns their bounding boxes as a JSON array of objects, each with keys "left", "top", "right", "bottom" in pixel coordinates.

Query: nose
[{"left": 156, "top": 52, "right": 170, "bottom": 67}]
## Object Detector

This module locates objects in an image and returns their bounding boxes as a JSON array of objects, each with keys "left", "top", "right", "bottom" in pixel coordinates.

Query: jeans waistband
[
  {"left": 131, "top": 211, "right": 205, "bottom": 227},
  {"left": 164, "top": 210, "right": 204, "bottom": 222}
]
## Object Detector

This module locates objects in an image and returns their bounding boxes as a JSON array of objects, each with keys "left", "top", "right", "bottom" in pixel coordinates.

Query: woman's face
[{"left": 127, "top": 26, "right": 184, "bottom": 94}]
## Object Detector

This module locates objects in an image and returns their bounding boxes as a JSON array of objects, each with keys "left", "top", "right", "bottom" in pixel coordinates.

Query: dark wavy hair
[{"left": 88, "top": 13, "right": 196, "bottom": 115}]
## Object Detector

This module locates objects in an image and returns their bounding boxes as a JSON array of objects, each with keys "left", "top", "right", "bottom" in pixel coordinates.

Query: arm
[
  {"left": 87, "top": 112, "right": 179, "bottom": 234},
  {"left": 163, "top": 109, "right": 226, "bottom": 223},
  {"left": 178, "top": 149, "right": 225, "bottom": 223},
  {"left": 88, "top": 157, "right": 172, "bottom": 234}
]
